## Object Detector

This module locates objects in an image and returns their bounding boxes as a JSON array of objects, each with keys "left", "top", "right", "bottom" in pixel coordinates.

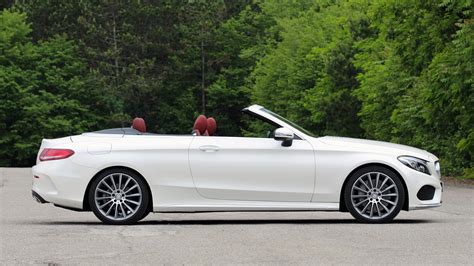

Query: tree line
[{"left": 0, "top": 0, "right": 472, "bottom": 179}]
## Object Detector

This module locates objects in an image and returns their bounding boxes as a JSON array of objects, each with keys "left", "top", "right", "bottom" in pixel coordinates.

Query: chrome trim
[{"left": 409, "top": 203, "right": 442, "bottom": 210}]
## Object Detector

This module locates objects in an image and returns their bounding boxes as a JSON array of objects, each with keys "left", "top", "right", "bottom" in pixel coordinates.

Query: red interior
[
  {"left": 132, "top": 117, "right": 146, "bottom": 133},
  {"left": 132, "top": 115, "right": 216, "bottom": 136},
  {"left": 207, "top": 117, "right": 217, "bottom": 136},
  {"left": 193, "top": 115, "right": 207, "bottom": 135}
]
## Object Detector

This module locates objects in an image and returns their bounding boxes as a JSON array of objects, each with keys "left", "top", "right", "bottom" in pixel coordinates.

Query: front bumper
[
  {"left": 404, "top": 169, "right": 443, "bottom": 210},
  {"left": 409, "top": 203, "right": 442, "bottom": 210}
]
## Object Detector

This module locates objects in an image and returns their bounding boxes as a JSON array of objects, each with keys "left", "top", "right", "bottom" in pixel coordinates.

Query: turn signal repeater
[{"left": 39, "top": 148, "right": 75, "bottom": 161}]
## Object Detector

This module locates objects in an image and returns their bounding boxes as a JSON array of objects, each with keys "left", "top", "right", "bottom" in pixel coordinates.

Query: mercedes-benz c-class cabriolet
[{"left": 32, "top": 105, "right": 443, "bottom": 224}]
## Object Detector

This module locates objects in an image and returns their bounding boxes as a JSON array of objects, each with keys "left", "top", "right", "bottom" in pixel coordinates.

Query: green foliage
[
  {"left": 251, "top": 1, "right": 367, "bottom": 136},
  {"left": 355, "top": 0, "right": 473, "bottom": 176},
  {"left": 0, "top": 10, "right": 107, "bottom": 166},
  {"left": 1, "top": 1, "right": 473, "bottom": 178},
  {"left": 207, "top": 1, "right": 276, "bottom": 136},
  {"left": 392, "top": 2, "right": 473, "bottom": 175},
  {"left": 249, "top": 0, "right": 472, "bottom": 177}
]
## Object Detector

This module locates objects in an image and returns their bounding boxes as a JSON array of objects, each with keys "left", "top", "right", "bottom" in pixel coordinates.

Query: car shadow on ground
[{"left": 30, "top": 218, "right": 435, "bottom": 226}]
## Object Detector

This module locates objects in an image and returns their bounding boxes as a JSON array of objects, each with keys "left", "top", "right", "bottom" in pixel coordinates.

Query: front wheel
[
  {"left": 344, "top": 166, "right": 405, "bottom": 223},
  {"left": 89, "top": 169, "right": 150, "bottom": 225}
]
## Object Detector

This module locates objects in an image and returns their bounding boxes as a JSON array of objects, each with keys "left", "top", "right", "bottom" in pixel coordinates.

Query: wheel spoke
[
  {"left": 105, "top": 203, "right": 114, "bottom": 216},
  {"left": 369, "top": 203, "right": 374, "bottom": 217},
  {"left": 110, "top": 175, "right": 117, "bottom": 190},
  {"left": 126, "top": 193, "right": 141, "bottom": 197},
  {"left": 351, "top": 194, "right": 368, "bottom": 198},
  {"left": 382, "top": 193, "right": 398, "bottom": 197},
  {"left": 120, "top": 204, "right": 126, "bottom": 218},
  {"left": 375, "top": 173, "right": 380, "bottom": 189},
  {"left": 368, "top": 174, "right": 374, "bottom": 189},
  {"left": 375, "top": 203, "right": 381, "bottom": 217},
  {"left": 380, "top": 202, "right": 390, "bottom": 213},
  {"left": 124, "top": 184, "right": 138, "bottom": 194},
  {"left": 118, "top": 174, "right": 123, "bottom": 190},
  {"left": 361, "top": 201, "right": 371, "bottom": 213},
  {"left": 97, "top": 188, "right": 112, "bottom": 195},
  {"left": 99, "top": 199, "right": 113, "bottom": 209},
  {"left": 100, "top": 179, "right": 114, "bottom": 193},
  {"left": 382, "top": 184, "right": 395, "bottom": 193},
  {"left": 381, "top": 198, "right": 396, "bottom": 206},
  {"left": 122, "top": 176, "right": 132, "bottom": 191},
  {"left": 96, "top": 196, "right": 112, "bottom": 200},
  {"left": 378, "top": 176, "right": 389, "bottom": 189},
  {"left": 124, "top": 199, "right": 140, "bottom": 205},
  {"left": 123, "top": 202, "right": 135, "bottom": 212},
  {"left": 354, "top": 186, "right": 368, "bottom": 193},
  {"left": 360, "top": 179, "right": 370, "bottom": 190},
  {"left": 114, "top": 204, "right": 118, "bottom": 218},
  {"left": 354, "top": 199, "right": 369, "bottom": 207}
]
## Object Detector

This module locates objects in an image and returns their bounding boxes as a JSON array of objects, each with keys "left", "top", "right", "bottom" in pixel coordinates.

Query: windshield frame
[{"left": 260, "top": 108, "right": 317, "bottom": 138}]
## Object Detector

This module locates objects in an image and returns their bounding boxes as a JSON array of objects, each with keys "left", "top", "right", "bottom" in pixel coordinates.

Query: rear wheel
[
  {"left": 89, "top": 169, "right": 150, "bottom": 225},
  {"left": 344, "top": 166, "right": 405, "bottom": 223}
]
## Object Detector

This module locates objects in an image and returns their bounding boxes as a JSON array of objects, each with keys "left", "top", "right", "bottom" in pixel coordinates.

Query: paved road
[{"left": 1, "top": 168, "right": 473, "bottom": 265}]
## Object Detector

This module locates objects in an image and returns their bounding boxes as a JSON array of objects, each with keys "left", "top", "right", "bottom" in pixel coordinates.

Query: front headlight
[
  {"left": 435, "top": 161, "right": 441, "bottom": 176},
  {"left": 398, "top": 156, "right": 431, "bottom": 175}
]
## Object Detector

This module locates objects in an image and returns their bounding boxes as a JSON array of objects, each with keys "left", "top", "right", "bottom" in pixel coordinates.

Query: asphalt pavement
[{"left": 1, "top": 168, "right": 472, "bottom": 265}]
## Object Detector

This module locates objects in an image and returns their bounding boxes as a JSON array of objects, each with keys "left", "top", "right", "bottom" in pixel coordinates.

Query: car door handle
[{"left": 199, "top": 145, "right": 220, "bottom": 152}]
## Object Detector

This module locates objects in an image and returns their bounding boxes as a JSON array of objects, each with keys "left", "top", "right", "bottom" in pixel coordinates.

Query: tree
[
  {"left": 355, "top": 0, "right": 473, "bottom": 177},
  {"left": 1, "top": 0, "right": 472, "bottom": 178},
  {"left": 207, "top": 1, "right": 277, "bottom": 136},
  {"left": 392, "top": 0, "right": 473, "bottom": 176},
  {"left": 250, "top": 0, "right": 366, "bottom": 137},
  {"left": 0, "top": 10, "right": 107, "bottom": 166}
]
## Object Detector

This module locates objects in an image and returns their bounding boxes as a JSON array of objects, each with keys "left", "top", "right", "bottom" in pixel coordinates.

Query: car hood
[{"left": 316, "top": 136, "right": 437, "bottom": 161}]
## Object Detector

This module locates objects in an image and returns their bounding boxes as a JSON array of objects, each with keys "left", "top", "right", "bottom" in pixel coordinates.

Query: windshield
[{"left": 261, "top": 108, "right": 317, "bottom": 138}]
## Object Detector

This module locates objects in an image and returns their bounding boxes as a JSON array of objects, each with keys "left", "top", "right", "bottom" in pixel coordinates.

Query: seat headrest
[
  {"left": 207, "top": 117, "right": 217, "bottom": 136},
  {"left": 132, "top": 117, "right": 146, "bottom": 133},
  {"left": 193, "top": 115, "right": 207, "bottom": 135}
]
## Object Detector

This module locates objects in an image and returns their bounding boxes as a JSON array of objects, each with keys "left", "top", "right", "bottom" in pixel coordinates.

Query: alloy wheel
[
  {"left": 350, "top": 172, "right": 399, "bottom": 220},
  {"left": 94, "top": 173, "right": 143, "bottom": 221}
]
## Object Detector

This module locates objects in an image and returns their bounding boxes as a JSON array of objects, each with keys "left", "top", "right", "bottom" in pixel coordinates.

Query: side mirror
[{"left": 274, "top": 127, "right": 294, "bottom": 147}]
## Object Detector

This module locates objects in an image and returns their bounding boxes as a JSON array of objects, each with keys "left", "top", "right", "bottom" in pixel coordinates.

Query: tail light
[{"left": 39, "top": 148, "right": 75, "bottom": 161}]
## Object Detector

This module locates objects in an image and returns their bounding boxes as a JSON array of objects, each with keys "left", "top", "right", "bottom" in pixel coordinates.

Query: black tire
[
  {"left": 139, "top": 209, "right": 150, "bottom": 221},
  {"left": 89, "top": 168, "right": 150, "bottom": 225},
  {"left": 344, "top": 166, "right": 405, "bottom": 223}
]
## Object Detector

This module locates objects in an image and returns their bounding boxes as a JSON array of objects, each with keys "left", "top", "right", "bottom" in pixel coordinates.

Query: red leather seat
[
  {"left": 132, "top": 117, "right": 146, "bottom": 133},
  {"left": 193, "top": 115, "right": 207, "bottom": 136},
  {"left": 206, "top": 117, "right": 217, "bottom": 136}
]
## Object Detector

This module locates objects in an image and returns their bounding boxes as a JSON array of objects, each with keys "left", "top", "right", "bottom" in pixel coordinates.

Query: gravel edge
[{"left": 442, "top": 176, "right": 474, "bottom": 188}]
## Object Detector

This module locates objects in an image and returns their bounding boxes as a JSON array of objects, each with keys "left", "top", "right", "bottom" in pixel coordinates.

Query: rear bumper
[
  {"left": 32, "top": 159, "right": 98, "bottom": 210},
  {"left": 32, "top": 190, "right": 48, "bottom": 204}
]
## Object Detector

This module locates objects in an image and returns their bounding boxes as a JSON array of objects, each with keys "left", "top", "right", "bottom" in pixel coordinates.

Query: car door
[{"left": 188, "top": 135, "right": 315, "bottom": 202}]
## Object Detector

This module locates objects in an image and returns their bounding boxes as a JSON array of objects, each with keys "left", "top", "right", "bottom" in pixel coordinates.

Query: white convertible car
[{"left": 32, "top": 105, "right": 442, "bottom": 224}]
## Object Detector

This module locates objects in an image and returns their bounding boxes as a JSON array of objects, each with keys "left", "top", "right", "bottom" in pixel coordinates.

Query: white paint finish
[
  {"left": 32, "top": 160, "right": 97, "bottom": 209},
  {"left": 189, "top": 136, "right": 315, "bottom": 202},
  {"left": 156, "top": 201, "right": 339, "bottom": 212},
  {"left": 69, "top": 134, "right": 196, "bottom": 208},
  {"left": 31, "top": 104, "right": 443, "bottom": 216},
  {"left": 318, "top": 136, "right": 434, "bottom": 160},
  {"left": 87, "top": 143, "right": 112, "bottom": 154},
  {"left": 306, "top": 136, "right": 442, "bottom": 207}
]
